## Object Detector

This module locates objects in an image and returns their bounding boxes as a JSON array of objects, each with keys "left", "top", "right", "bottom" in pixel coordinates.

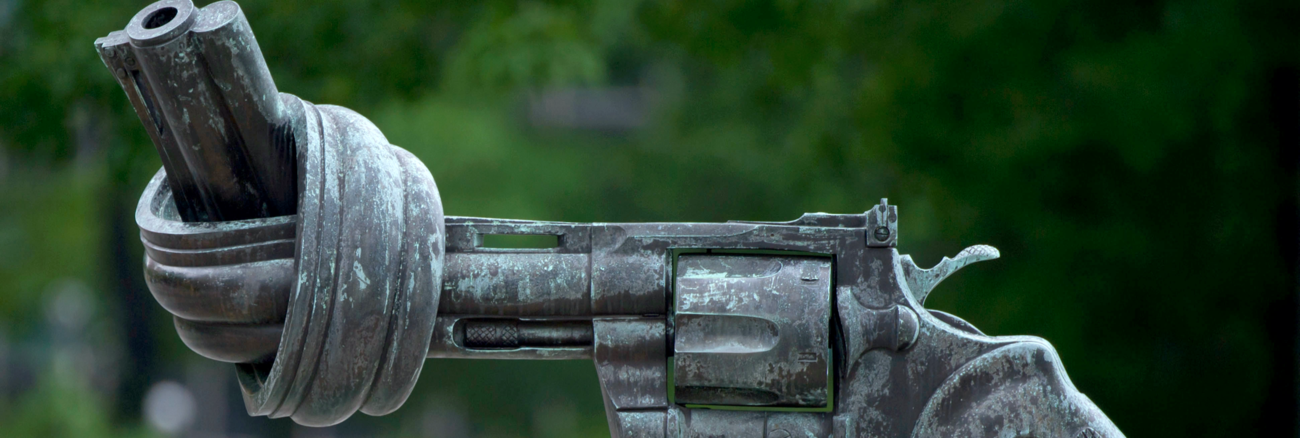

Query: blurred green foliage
[
  {"left": 1, "top": 368, "right": 157, "bottom": 438},
  {"left": 1, "top": 0, "right": 1297, "bottom": 436}
]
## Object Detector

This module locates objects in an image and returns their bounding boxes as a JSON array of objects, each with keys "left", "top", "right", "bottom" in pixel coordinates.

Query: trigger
[{"left": 900, "top": 245, "right": 1000, "bottom": 305}]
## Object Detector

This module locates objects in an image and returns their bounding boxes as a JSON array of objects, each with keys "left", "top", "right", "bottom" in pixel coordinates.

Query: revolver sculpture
[{"left": 96, "top": 1, "right": 1123, "bottom": 436}]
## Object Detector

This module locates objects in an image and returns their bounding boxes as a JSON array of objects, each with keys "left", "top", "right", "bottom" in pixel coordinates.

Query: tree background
[{"left": 0, "top": 0, "right": 1297, "bottom": 436}]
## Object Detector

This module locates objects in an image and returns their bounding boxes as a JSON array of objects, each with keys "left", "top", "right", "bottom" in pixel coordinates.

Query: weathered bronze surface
[
  {"left": 98, "top": 1, "right": 1125, "bottom": 436},
  {"left": 674, "top": 255, "right": 831, "bottom": 408}
]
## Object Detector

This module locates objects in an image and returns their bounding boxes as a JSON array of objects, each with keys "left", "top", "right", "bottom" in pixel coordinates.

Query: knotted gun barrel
[
  {"left": 98, "top": 1, "right": 1125, "bottom": 436},
  {"left": 99, "top": 0, "right": 444, "bottom": 424}
]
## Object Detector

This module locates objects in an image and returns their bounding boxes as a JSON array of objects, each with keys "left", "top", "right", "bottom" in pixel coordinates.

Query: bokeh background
[{"left": 1, "top": 0, "right": 1298, "bottom": 436}]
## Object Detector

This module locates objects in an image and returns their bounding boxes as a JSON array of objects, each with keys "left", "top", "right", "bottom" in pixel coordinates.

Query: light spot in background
[
  {"left": 44, "top": 279, "right": 92, "bottom": 334},
  {"left": 143, "top": 380, "right": 197, "bottom": 436},
  {"left": 0, "top": 0, "right": 13, "bottom": 32},
  {"left": 532, "top": 400, "right": 578, "bottom": 437},
  {"left": 420, "top": 398, "right": 470, "bottom": 438},
  {"left": 527, "top": 87, "right": 654, "bottom": 131},
  {"left": 43, "top": 279, "right": 115, "bottom": 391}
]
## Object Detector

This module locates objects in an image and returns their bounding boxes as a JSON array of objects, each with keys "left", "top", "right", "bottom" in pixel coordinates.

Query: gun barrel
[
  {"left": 441, "top": 253, "right": 593, "bottom": 316},
  {"left": 96, "top": 0, "right": 295, "bottom": 222}
]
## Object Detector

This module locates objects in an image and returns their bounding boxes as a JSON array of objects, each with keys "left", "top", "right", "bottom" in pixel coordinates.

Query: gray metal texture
[
  {"left": 674, "top": 255, "right": 831, "bottom": 408},
  {"left": 96, "top": 0, "right": 295, "bottom": 222},
  {"left": 101, "top": 1, "right": 1125, "bottom": 436},
  {"left": 134, "top": 95, "right": 446, "bottom": 426}
]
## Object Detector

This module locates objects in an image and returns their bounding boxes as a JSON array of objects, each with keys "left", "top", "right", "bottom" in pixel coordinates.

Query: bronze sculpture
[{"left": 96, "top": 1, "right": 1125, "bottom": 436}]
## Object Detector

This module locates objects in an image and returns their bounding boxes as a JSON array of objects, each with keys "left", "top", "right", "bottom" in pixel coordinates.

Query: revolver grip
[{"left": 829, "top": 244, "right": 1124, "bottom": 438}]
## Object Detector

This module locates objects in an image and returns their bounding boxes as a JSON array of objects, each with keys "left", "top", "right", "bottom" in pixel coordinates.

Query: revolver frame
[{"left": 102, "top": 1, "right": 1123, "bottom": 436}]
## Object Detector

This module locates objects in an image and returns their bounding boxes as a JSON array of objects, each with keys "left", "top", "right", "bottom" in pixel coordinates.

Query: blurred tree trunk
[
  {"left": 106, "top": 179, "right": 153, "bottom": 422},
  {"left": 98, "top": 109, "right": 156, "bottom": 423},
  {"left": 1264, "top": 65, "right": 1299, "bottom": 436}
]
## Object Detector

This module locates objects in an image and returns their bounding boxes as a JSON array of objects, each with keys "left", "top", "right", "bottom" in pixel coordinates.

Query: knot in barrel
[{"left": 138, "top": 97, "right": 446, "bottom": 426}]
